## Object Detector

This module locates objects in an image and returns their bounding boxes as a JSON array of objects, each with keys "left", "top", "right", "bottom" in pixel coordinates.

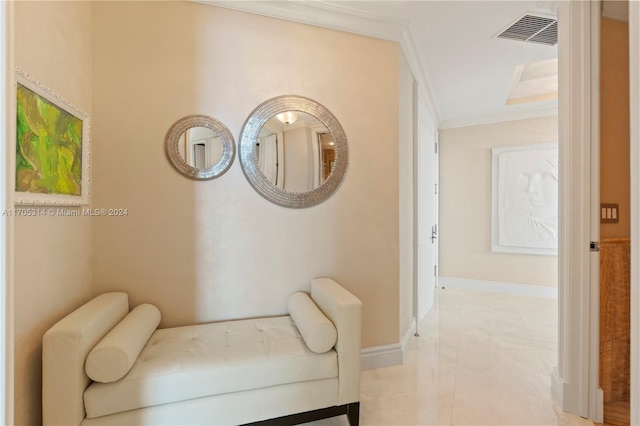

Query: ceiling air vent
[{"left": 496, "top": 13, "right": 558, "bottom": 46}]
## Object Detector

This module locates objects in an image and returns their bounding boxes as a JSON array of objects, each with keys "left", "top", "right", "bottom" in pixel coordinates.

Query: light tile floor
[{"left": 311, "top": 288, "right": 595, "bottom": 426}]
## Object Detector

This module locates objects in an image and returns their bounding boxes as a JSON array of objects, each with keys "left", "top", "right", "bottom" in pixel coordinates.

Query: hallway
[{"left": 316, "top": 288, "right": 594, "bottom": 425}]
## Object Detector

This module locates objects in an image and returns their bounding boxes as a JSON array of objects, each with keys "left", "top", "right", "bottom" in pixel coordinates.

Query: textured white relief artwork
[{"left": 495, "top": 145, "right": 558, "bottom": 254}]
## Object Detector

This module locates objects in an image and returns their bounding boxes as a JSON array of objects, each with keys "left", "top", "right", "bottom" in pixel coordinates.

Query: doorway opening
[
  {"left": 413, "top": 1, "right": 603, "bottom": 422},
  {"left": 598, "top": 12, "right": 631, "bottom": 426}
]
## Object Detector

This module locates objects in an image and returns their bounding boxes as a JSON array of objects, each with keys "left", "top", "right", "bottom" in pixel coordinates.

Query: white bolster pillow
[
  {"left": 288, "top": 292, "right": 337, "bottom": 353},
  {"left": 85, "top": 303, "right": 161, "bottom": 383}
]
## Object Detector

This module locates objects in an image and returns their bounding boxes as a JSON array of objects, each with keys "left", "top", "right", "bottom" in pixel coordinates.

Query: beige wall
[
  {"left": 91, "top": 2, "right": 400, "bottom": 349},
  {"left": 13, "top": 2, "right": 94, "bottom": 424},
  {"left": 439, "top": 116, "right": 558, "bottom": 287},
  {"left": 600, "top": 17, "right": 630, "bottom": 239}
]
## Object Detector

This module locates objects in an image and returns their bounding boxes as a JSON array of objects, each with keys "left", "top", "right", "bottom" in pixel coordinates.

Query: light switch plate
[{"left": 601, "top": 203, "right": 619, "bottom": 223}]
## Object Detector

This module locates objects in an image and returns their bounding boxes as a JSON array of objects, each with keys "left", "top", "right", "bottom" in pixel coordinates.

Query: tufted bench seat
[
  {"left": 84, "top": 317, "right": 338, "bottom": 418},
  {"left": 43, "top": 278, "right": 362, "bottom": 426}
]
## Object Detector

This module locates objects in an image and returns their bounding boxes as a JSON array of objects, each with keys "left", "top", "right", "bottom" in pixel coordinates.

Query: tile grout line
[
  {"left": 447, "top": 318, "right": 460, "bottom": 426},
  {"left": 514, "top": 303, "right": 558, "bottom": 376}
]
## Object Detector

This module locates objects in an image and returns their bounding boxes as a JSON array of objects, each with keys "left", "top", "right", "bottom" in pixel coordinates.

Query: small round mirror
[
  {"left": 165, "top": 115, "right": 235, "bottom": 180},
  {"left": 239, "top": 95, "right": 348, "bottom": 208}
]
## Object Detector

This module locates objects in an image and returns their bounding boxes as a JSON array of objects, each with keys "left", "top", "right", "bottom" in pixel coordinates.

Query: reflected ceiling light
[{"left": 276, "top": 111, "right": 298, "bottom": 125}]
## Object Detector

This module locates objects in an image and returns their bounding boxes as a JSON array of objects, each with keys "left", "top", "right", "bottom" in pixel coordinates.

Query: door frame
[
  {"left": 1, "top": 1, "right": 14, "bottom": 424},
  {"left": 414, "top": 84, "right": 438, "bottom": 324},
  {"left": 629, "top": 1, "right": 639, "bottom": 423},
  {"left": 553, "top": 0, "right": 602, "bottom": 420},
  {"left": 0, "top": 2, "right": 5, "bottom": 421}
]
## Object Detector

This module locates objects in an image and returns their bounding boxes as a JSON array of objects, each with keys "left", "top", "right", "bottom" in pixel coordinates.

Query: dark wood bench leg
[
  {"left": 242, "top": 403, "right": 360, "bottom": 425},
  {"left": 347, "top": 402, "right": 360, "bottom": 426}
]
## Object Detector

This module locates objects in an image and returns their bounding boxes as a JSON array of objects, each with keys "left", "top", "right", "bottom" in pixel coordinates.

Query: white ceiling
[
  {"left": 330, "top": 1, "right": 559, "bottom": 126},
  {"left": 209, "top": 1, "right": 559, "bottom": 127}
]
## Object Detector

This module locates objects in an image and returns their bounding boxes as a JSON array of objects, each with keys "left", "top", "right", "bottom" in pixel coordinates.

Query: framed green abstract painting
[{"left": 15, "top": 69, "right": 90, "bottom": 205}]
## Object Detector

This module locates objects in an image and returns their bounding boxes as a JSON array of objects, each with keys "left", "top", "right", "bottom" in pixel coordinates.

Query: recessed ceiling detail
[
  {"left": 496, "top": 13, "right": 558, "bottom": 46},
  {"left": 506, "top": 58, "right": 558, "bottom": 106}
]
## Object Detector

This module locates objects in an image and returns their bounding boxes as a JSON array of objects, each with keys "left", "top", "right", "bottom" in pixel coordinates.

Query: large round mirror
[
  {"left": 239, "top": 96, "right": 348, "bottom": 208},
  {"left": 165, "top": 114, "right": 235, "bottom": 180}
]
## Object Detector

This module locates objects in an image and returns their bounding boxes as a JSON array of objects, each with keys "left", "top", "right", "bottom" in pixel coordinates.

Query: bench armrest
[
  {"left": 310, "top": 278, "right": 362, "bottom": 405},
  {"left": 43, "top": 293, "right": 129, "bottom": 426}
]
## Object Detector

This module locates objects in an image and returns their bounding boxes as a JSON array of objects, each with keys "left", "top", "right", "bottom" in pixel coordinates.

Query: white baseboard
[
  {"left": 551, "top": 366, "right": 564, "bottom": 407},
  {"left": 439, "top": 276, "right": 558, "bottom": 299},
  {"left": 361, "top": 317, "right": 417, "bottom": 370},
  {"left": 401, "top": 318, "right": 417, "bottom": 363},
  {"left": 596, "top": 387, "right": 604, "bottom": 423},
  {"left": 361, "top": 343, "right": 402, "bottom": 370},
  {"left": 551, "top": 367, "right": 601, "bottom": 421}
]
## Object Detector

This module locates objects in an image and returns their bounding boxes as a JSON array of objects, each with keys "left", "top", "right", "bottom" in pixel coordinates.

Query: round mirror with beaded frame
[
  {"left": 239, "top": 95, "right": 348, "bottom": 208},
  {"left": 165, "top": 114, "right": 236, "bottom": 181}
]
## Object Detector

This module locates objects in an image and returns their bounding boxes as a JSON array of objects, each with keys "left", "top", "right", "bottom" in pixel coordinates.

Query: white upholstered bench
[{"left": 43, "top": 278, "right": 362, "bottom": 425}]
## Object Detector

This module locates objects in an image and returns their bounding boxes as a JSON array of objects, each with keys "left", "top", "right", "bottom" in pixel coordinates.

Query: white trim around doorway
[
  {"left": 1, "top": 2, "right": 14, "bottom": 424},
  {"left": 629, "top": 1, "right": 639, "bottom": 424},
  {"left": 0, "top": 3, "right": 5, "bottom": 421},
  {"left": 554, "top": 1, "right": 602, "bottom": 421}
]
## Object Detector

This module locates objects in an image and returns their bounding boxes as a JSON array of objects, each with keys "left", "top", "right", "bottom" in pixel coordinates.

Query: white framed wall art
[{"left": 492, "top": 143, "right": 559, "bottom": 255}]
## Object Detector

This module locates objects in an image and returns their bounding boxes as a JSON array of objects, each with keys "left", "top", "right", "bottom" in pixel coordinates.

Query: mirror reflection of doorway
[
  {"left": 257, "top": 114, "right": 337, "bottom": 192},
  {"left": 178, "top": 126, "right": 224, "bottom": 170},
  {"left": 318, "top": 132, "right": 335, "bottom": 184},
  {"left": 257, "top": 127, "right": 283, "bottom": 189},
  {"left": 193, "top": 143, "right": 206, "bottom": 169}
]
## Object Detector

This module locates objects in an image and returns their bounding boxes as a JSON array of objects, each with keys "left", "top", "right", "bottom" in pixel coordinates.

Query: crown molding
[
  {"left": 201, "top": 1, "right": 406, "bottom": 41},
  {"left": 439, "top": 106, "right": 558, "bottom": 129},
  {"left": 200, "top": 0, "right": 441, "bottom": 124},
  {"left": 399, "top": 25, "right": 441, "bottom": 121}
]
